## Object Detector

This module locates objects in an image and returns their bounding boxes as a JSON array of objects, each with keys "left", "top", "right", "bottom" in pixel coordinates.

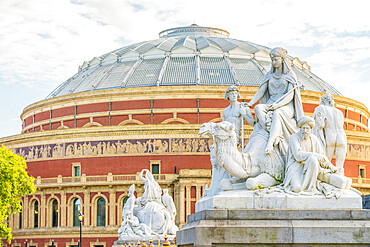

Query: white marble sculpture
[
  {"left": 202, "top": 86, "right": 254, "bottom": 197},
  {"left": 246, "top": 47, "right": 304, "bottom": 155},
  {"left": 313, "top": 93, "right": 347, "bottom": 175},
  {"left": 201, "top": 143, "right": 232, "bottom": 197},
  {"left": 118, "top": 170, "right": 178, "bottom": 240},
  {"left": 222, "top": 85, "right": 255, "bottom": 146},
  {"left": 283, "top": 116, "right": 352, "bottom": 198},
  {"left": 161, "top": 189, "right": 176, "bottom": 222},
  {"left": 118, "top": 184, "right": 154, "bottom": 239},
  {"left": 199, "top": 47, "right": 357, "bottom": 200},
  {"left": 199, "top": 121, "right": 283, "bottom": 191}
]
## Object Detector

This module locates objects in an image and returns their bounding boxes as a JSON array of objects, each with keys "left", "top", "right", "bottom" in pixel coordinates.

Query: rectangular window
[
  {"left": 150, "top": 160, "right": 161, "bottom": 175},
  {"left": 74, "top": 166, "right": 80, "bottom": 177},
  {"left": 360, "top": 168, "right": 365, "bottom": 178},
  {"left": 72, "top": 162, "right": 81, "bottom": 182},
  {"left": 152, "top": 164, "right": 160, "bottom": 174}
]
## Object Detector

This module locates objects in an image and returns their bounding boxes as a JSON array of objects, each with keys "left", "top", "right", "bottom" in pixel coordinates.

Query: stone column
[
  {"left": 8, "top": 213, "right": 13, "bottom": 229},
  {"left": 185, "top": 185, "right": 191, "bottom": 223},
  {"left": 178, "top": 185, "right": 185, "bottom": 226},
  {"left": 60, "top": 190, "right": 66, "bottom": 227},
  {"left": 109, "top": 188, "right": 116, "bottom": 226},
  {"left": 173, "top": 183, "right": 179, "bottom": 226},
  {"left": 83, "top": 189, "right": 90, "bottom": 226},
  {"left": 196, "top": 186, "right": 201, "bottom": 201},
  {"left": 40, "top": 191, "right": 46, "bottom": 227},
  {"left": 23, "top": 195, "right": 29, "bottom": 228}
]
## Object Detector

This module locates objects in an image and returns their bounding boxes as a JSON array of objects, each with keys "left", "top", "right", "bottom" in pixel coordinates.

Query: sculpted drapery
[{"left": 248, "top": 47, "right": 304, "bottom": 156}]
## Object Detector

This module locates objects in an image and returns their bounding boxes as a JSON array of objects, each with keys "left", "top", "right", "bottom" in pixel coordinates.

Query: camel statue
[{"left": 199, "top": 121, "right": 284, "bottom": 190}]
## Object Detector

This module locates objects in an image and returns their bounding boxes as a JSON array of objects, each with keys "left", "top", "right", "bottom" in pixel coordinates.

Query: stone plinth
[
  {"left": 195, "top": 189, "right": 363, "bottom": 212},
  {"left": 176, "top": 209, "right": 370, "bottom": 246}
]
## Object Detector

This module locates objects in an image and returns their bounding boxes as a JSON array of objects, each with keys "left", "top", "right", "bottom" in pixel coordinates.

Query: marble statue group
[
  {"left": 201, "top": 47, "right": 355, "bottom": 199},
  {"left": 118, "top": 169, "right": 178, "bottom": 240},
  {"left": 117, "top": 46, "right": 359, "bottom": 243}
]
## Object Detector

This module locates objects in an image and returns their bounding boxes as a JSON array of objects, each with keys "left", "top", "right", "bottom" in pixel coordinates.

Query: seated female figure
[{"left": 247, "top": 47, "right": 304, "bottom": 155}]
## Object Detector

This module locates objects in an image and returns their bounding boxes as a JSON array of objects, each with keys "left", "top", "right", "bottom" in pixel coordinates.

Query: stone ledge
[{"left": 188, "top": 209, "right": 370, "bottom": 222}]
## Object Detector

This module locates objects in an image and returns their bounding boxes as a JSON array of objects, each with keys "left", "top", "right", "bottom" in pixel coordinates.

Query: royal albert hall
[{"left": 2, "top": 25, "right": 370, "bottom": 247}]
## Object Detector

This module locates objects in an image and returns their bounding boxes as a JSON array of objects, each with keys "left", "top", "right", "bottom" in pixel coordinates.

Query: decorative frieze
[{"left": 13, "top": 137, "right": 213, "bottom": 161}]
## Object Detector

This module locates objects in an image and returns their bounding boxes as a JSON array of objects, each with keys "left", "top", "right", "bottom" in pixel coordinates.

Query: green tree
[{"left": 0, "top": 146, "right": 36, "bottom": 244}]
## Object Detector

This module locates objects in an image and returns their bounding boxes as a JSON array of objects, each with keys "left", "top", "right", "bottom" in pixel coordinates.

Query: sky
[{"left": 0, "top": 0, "right": 370, "bottom": 138}]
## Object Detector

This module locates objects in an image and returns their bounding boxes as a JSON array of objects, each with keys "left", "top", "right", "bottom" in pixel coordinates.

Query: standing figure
[
  {"left": 246, "top": 47, "right": 304, "bottom": 154},
  {"left": 123, "top": 184, "right": 136, "bottom": 219},
  {"left": 161, "top": 189, "right": 176, "bottom": 222},
  {"left": 283, "top": 116, "right": 342, "bottom": 196},
  {"left": 222, "top": 86, "right": 255, "bottom": 147},
  {"left": 313, "top": 94, "right": 347, "bottom": 175}
]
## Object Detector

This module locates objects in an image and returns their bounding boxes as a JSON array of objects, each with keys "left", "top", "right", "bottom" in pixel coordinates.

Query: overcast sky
[{"left": 0, "top": 0, "right": 369, "bottom": 138}]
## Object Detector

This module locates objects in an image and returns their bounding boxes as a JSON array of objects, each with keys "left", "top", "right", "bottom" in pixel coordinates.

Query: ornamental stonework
[
  {"left": 347, "top": 144, "right": 370, "bottom": 160},
  {"left": 13, "top": 137, "right": 213, "bottom": 161}
]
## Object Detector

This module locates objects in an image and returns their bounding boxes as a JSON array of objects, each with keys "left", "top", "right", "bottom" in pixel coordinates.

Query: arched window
[
  {"left": 34, "top": 201, "right": 39, "bottom": 228},
  {"left": 96, "top": 197, "right": 106, "bottom": 227},
  {"left": 19, "top": 211, "right": 22, "bottom": 229},
  {"left": 122, "top": 197, "right": 129, "bottom": 207},
  {"left": 19, "top": 202, "right": 22, "bottom": 229},
  {"left": 52, "top": 199, "right": 58, "bottom": 227},
  {"left": 73, "top": 198, "right": 81, "bottom": 227}
]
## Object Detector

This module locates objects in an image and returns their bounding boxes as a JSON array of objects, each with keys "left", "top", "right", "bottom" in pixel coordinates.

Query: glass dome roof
[{"left": 46, "top": 25, "right": 341, "bottom": 99}]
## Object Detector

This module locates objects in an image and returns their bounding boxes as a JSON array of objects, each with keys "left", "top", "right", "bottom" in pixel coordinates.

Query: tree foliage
[{"left": 0, "top": 146, "right": 36, "bottom": 244}]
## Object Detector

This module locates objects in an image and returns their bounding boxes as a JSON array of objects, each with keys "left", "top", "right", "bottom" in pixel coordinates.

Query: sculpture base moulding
[
  {"left": 176, "top": 209, "right": 370, "bottom": 246},
  {"left": 196, "top": 189, "right": 363, "bottom": 211}
]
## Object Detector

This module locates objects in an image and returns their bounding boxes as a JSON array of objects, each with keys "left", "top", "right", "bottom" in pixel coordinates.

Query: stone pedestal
[
  {"left": 177, "top": 190, "right": 369, "bottom": 246},
  {"left": 176, "top": 209, "right": 370, "bottom": 246}
]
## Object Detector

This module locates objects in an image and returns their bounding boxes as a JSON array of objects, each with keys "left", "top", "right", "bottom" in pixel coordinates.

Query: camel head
[{"left": 198, "top": 121, "right": 235, "bottom": 139}]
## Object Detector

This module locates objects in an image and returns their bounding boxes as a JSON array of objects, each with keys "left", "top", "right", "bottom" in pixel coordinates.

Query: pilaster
[
  {"left": 109, "top": 188, "right": 116, "bottom": 226},
  {"left": 179, "top": 184, "right": 185, "bottom": 226},
  {"left": 60, "top": 190, "right": 66, "bottom": 227},
  {"left": 185, "top": 185, "right": 191, "bottom": 223},
  {"left": 40, "top": 191, "right": 46, "bottom": 227},
  {"left": 23, "top": 195, "right": 29, "bottom": 228},
  {"left": 196, "top": 186, "right": 201, "bottom": 201},
  {"left": 84, "top": 188, "right": 90, "bottom": 226}
]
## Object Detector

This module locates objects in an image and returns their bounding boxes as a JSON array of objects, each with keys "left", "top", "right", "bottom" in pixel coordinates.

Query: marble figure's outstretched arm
[{"left": 139, "top": 169, "right": 147, "bottom": 182}]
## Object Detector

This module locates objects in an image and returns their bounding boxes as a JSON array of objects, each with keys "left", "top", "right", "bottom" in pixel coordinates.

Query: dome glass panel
[{"left": 46, "top": 25, "right": 342, "bottom": 99}]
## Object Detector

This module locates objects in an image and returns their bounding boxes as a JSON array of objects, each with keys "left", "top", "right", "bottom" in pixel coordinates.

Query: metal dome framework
[{"left": 47, "top": 25, "right": 341, "bottom": 99}]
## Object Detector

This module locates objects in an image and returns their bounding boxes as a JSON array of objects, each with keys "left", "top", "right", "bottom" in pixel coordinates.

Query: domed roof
[{"left": 47, "top": 25, "right": 341, "bottom": 99}]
